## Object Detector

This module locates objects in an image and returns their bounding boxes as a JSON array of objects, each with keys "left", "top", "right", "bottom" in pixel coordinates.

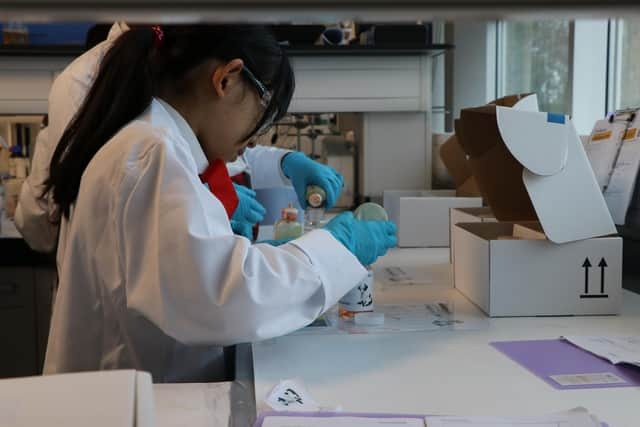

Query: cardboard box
[
  {"left": 453, "top": 222, "right": 622, "bottom": 316},
  {"left": 383, "top": 189, "right": 482, "bottom": 247},
  {"left": 439, "top": 93, "right": 536, "bottom": 199},
  {"left": 449, "top": 207, "right": 496, "bottom": 263},
  {"left": 452, "top": 95, "right": 622, "bottom": 317},
  {"left": 439, "top": 133, "right": 482, "bottom": 197}
]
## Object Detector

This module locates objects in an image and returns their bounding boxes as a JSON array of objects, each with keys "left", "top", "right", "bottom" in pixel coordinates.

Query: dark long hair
[{"left": 45, "top": 25, "right": 294, "bottom": 219}]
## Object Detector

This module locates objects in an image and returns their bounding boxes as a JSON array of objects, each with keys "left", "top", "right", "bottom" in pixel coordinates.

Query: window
[
  {"left": 497, "top": 21, "right": 572, "bottom": 114},
  {"left": 613, "top": 20, "right": 640, "bottom": 110}
]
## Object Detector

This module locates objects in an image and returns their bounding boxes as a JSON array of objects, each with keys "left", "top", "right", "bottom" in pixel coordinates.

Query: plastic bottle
[
  {"left": 304, "top": 185, "right": 326, "bottom": 232},
  {"left": 274, "top": 204, "right": 303, "bottom": 240},
  {"left": 339, "top": 202, "right": 389, "bottom": 319}
]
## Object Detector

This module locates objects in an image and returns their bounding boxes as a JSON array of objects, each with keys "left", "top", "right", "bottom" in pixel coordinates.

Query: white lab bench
[{"left": 250, "top": 248, "right": 640, "bottom": 427}]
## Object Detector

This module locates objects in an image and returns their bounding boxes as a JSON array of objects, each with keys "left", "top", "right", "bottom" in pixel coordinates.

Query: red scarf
[{"left": 199, "top": 159, "right": 239, "bottom": 218}]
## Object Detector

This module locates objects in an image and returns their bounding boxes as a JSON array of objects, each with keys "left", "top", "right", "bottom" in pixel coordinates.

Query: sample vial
[
  {"left": 339, "top": 269, "right": 374, "bottom": 318},
  {"left": 339, "top": 202, "right": 390, "bottom": 318},
  {"left": 304, "top": 185, "right": 327, "bottom": 232},
  {"left": 274, "top": 204, "right": 303, "bottom": 240}
]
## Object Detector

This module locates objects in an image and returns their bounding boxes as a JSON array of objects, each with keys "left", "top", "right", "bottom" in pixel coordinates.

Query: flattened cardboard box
[
  {"left": 383, "top": 189, "right": 482, "bottom": 247},
  {"left": 452, "top": 95, "right": 622, "bottom": 316}
]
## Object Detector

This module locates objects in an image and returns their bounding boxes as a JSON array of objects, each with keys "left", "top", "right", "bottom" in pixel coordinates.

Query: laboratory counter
[{"left": 246, "top": 247, "right": 640, "bottom": 427}]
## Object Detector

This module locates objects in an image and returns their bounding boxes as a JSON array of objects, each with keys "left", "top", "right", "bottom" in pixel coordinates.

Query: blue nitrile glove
[
  {"left": 230, "top": 220, "right": 253, "bottom": 240},
  {"left": 232, "top": 183, "right": 266, "bottom": 225},
  {"left": 323, "top": 211, "right": 398, "bottom": 266},
  {"left": 256, "top": 238, "right": 294, "bottom": 246},
  {"left": 281, "top": 152, "right": 344, "bottom": 209}
]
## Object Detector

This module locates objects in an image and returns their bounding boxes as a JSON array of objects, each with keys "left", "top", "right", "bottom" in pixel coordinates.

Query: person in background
[
  {"left": 16, "top": 22, "right": 342, "bottom": 252},
  {"left": 41, "top": 24, "right": 397, "bottom": 382}
]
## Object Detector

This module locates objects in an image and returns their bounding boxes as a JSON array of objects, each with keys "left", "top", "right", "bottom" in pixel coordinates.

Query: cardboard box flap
[
  {"left": 440, "top": 134, "right": 471, "bottom": 188},
  {"left": 440, "top": 129, "right": 483, "bottom": 198},
  {"left": 497, "top": 108, "right": 569, "bottom": 176},
  {"left": 458, "top": 101, "right": 616, "bottom": 242},
  {"left": 519, "top": 115, "right": 617, "bottom": 243},
  {"left": 491, "top": 93, "right": 539, "bottom": 111},
  {"left": 457, "top": 105, "right": 537, "bottom": 221}
]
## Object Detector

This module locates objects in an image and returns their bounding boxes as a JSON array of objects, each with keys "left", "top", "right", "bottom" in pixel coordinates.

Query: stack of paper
[{"left": 564, "top": 335, "right": 640, "bottom": 368}]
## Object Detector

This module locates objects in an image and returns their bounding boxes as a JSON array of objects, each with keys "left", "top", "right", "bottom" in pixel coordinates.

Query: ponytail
[{"left": 45, "top": 25, "right": 294, "bottom": 219}]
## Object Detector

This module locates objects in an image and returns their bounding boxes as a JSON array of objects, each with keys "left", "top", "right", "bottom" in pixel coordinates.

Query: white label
[
  {"left": 339, "top": 270, "right": 374, "bottom": 312},
  {"left": 264, "top": 379, "right": 320, "bottom": 412},
  {"left": 549, "top": 372, "right": 627, "bottom": 386}
]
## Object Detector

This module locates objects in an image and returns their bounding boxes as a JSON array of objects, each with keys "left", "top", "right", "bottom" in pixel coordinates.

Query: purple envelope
[{"left": 491, "top": 339, "right": 640, "bottom": 390}]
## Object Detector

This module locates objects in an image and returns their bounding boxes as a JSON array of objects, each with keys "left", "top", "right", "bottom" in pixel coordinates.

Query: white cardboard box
[
  {"left": 449, "top": 207, "right": 496, "bottom": 263},
  {"left": 453, "top": 222, "right": 622, "bottom": 316},
  {"left": 0, "top": 370, "right": 155, "bottom": 427},
  {"left": 383, "top": 189, "right": 482, "bottom": 247},
  {"left": 452, "top": 103, "right": 622, "bottom": 317}
]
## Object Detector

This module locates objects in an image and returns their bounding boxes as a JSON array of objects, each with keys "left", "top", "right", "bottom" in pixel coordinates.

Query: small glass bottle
[
  {"left": 274, "top": 204, "right": 303, "bottom": 240},
  {"left": 339, "top": 202, "right": 389, "bottom": 319},
  {"left": 304, "top": 185, "right": 326, "bottom": 232}
]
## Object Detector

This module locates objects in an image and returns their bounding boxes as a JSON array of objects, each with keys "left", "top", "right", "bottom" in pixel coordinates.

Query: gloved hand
[
  {"left": 256, "top": 238, "right": 294, "bottom": 246},
  {"left": 323, "top": 212, "right": 397, "bottom": 266},
  {"left": 281, "top": 152, "right": 344, "bottom": 209},
  {"left": 230, "top": 220, "right": 254, "bottom": 240},
  {"left": 232, "top": 183, "right": 266, "bottom": 225}
]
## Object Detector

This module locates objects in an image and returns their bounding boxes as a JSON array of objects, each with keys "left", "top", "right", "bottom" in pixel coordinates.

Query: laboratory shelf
[{"left": 0, "top": 43, "right": 453, "bottom": 58}]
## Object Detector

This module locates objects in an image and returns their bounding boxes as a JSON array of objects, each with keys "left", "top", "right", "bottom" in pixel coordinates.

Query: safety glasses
[{"left": 242, "top": 66, "right": 276, "bottom": 136}]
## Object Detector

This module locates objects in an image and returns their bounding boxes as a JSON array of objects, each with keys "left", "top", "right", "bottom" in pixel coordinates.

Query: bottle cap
[
  {"left": 307, "top": 192, "right": 324, "bottom": 208},
  {"left": 281, "top": 203, "right": 299, "bottom": 221}
]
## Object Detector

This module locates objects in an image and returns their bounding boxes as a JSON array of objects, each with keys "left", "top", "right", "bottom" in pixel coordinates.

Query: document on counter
[
  {"left": 258, "top": 409, "right": 602, "bottom": 427},
  {"left": 261, "top": 415, "right": 424, "bottom": 427},
  {"left": 583, "top": 119, "right": 627, "bottom": 191},
  {"left": 563, "top": 336, "right": 640, "bottom": 368},
  {"left": 425, "top": 408, "right": 601, "bottom": 427},
  {"left": 603, "top": 118, "right": 640, "bottom": 224}
]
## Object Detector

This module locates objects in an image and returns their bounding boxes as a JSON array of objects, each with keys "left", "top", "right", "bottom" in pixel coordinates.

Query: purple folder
[
  {"left": 491, "top": 339, "right": 640, "bottom": 390},
  {"left": 254, "top": 412, "right": 425, "bottom": 426}
]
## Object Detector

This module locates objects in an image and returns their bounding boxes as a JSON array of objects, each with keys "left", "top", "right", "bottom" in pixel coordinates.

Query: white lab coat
[
  {"left": 43, "top": 98, "right": 367, "bottom": 382},
  {"left": 15, "top": 22, "right": 291, "bottom": 253}
]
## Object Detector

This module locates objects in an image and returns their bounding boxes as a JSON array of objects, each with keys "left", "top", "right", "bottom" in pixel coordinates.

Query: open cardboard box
[
  {"left": 451, "top": 95, "right": 622, "bottom": 317},
  {"left": 449, "top": 207, "right": 496, "bottom": 263},
  {"left": 383, "top": 189, "right": 482, "bottom": 247}
]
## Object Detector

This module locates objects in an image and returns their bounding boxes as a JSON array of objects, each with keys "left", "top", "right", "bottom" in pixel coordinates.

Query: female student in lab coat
[
  {"left": 41, "top": 25, "right": 397, "bottom": 382},
  {"left": 15, "top": 22, "right": 341, "bottom": 251}
]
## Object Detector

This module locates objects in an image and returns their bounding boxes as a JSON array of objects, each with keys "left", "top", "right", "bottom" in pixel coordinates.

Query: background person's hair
[{"left": 45, "top": 25, "right": 295, "bottom": 219}]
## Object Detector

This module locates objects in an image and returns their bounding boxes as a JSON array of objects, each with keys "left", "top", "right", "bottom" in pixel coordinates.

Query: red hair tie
[{"left": 151, "top": 25, "right": 164, "bottom": 48}]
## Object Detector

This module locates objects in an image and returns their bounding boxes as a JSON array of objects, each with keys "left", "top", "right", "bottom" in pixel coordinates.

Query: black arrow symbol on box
[
  {"left": 598, "top": 258, "right": 607, "bottom": 294},
  {"left": 583, "top": 258, "right": 592, "bottom": 294}
]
